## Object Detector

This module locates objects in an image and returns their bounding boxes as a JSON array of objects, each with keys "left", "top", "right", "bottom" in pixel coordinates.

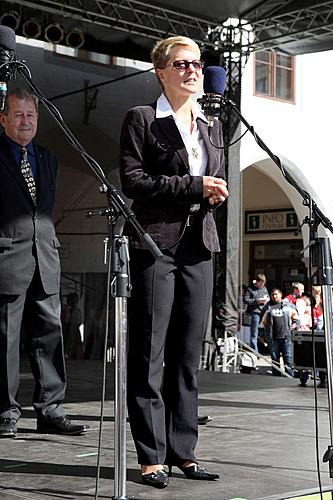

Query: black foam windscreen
[
  {"left": 203, "top": 66, "right": 227, "bottom": 95},
  {"left": 0, "top": 25, "right": 16, "bottom": 51}
]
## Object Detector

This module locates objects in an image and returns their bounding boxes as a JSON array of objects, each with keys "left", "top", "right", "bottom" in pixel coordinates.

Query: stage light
[
  {"left": 66, "top": 29, "right": 84, "bottom": 49},
  {"left": 45, "top": 23, "right": 64, "bottom": 44},
  {"left": 0, "top": 11, "right": 20, "bottom": 31},
  {"left": 205, "top": 18, "right": 255, "bottom": 65},
  {"left": 22, "top": 18, "right": 42, "bottom": 39}
]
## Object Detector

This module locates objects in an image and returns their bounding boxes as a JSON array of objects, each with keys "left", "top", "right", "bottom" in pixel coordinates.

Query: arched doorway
[{"left": 241, "top": 159, "right": 312, "bottom": 293}]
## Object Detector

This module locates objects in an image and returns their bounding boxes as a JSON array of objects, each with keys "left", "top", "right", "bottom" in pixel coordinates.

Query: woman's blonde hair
[{"left": 151, "top": 36, "right": 200, "bottom": 70}]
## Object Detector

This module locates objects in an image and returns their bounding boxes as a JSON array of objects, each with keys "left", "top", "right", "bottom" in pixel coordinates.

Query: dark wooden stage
[{"left": 0, "top": 360, "right": 332, "bottom": 500}]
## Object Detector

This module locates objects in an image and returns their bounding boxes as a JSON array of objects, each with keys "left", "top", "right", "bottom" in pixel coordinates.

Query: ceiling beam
[
  {"left": 2, "top": 0, "right": 333, "bottom": 55},
  {"left": 248, "top": 0, "right": 333, "bottom": 52},
  {"left": 1, "top": 0, "right": 216, "bottom": 47}
]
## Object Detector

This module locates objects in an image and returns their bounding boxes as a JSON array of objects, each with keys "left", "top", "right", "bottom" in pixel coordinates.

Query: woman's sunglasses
[{"left": 166, "top": 60, "right": 204, "bottom": 71}]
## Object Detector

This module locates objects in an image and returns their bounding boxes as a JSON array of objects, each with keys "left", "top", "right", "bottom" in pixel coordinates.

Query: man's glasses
[{"left": 167, "top": 60, "right": 204, "bottom": 71}]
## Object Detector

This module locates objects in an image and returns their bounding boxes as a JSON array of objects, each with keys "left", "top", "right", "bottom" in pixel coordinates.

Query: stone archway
[
  {"left": 243, "top": 154, "right": 329, "bottom": 233},
  {"left": 240, "top": 156, "right": 330, "bottom": 289}
]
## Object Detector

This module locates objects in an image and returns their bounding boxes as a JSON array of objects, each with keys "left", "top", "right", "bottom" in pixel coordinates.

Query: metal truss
[
  {"left": 1, "top": 0, "right": 215, "bottom": 47},
  {"left": 3, "top": 0, "right": 333, "bottom": 55},
  {"left": 213, "top": 55, "right": 243, "bottom": 336},
  {"left": 247, "top": 0, "right": 333, "bottom": 53}
]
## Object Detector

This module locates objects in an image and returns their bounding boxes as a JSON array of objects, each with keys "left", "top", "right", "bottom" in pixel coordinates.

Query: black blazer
[
  {"left": 119, "top": 102, "right": 225, "bottom": 252},
  {"left": 0, "top": 134, "right": 61, "bottom": 295}
]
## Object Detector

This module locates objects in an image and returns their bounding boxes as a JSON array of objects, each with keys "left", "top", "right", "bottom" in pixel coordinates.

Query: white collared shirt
[{"left": 156, "top": 93, "right": 208, "bottom": 177}]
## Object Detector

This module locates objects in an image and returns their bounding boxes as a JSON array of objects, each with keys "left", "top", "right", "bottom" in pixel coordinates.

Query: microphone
[
  {"left": 0, "top": 26, "right": 16, "bottom": 112},
  {"left": 197, "top": 66, "right": 227, "bottom": 127}
]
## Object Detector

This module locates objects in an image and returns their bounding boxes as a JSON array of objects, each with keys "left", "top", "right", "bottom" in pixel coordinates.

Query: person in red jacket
[{"left": 284, "top": 282, "right": 304, "bottom": 306}]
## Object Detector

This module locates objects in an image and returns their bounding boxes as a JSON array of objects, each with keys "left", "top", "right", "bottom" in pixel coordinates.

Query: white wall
[{"left": 240, "top": 50, "right": 333, "bottom": 225}]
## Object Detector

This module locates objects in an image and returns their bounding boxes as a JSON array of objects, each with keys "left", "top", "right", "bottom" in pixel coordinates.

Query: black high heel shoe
[
  {"left": 141, "top": 469, "right": 169, "bottom": 488},
  {"left": 168, "top": 463, "right": 220, "bottom": 481}
]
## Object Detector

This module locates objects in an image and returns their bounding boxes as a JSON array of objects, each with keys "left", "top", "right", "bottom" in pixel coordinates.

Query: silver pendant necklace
[{"left": 191, "top": 146, "right": 199, "bottom": 159}]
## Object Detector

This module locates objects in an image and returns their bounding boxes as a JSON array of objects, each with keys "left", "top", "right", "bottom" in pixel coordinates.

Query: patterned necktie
[{"left": 20, "top": 147, "right": 37, "bottom": 205}]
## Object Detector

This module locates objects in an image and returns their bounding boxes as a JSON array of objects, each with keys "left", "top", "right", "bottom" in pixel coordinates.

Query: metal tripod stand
[
  {"left": 201, "top": 91, "right": 333, "bottom": 479},
  {"left": 313, "top": 238, "right": 333, "bottom": 476}
]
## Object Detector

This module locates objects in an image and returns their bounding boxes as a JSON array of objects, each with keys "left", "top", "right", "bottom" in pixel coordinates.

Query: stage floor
[{"left": 0, "top": 360, "right": 332, "bottom": 500}]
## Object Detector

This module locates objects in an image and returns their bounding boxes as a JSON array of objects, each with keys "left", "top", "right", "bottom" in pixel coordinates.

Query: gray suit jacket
[
  {"left": 0, "top": 134, "right": 61, "bottom": 295},
  {"left": 119, "top": 102, "right": 225, "bottom": 252}
]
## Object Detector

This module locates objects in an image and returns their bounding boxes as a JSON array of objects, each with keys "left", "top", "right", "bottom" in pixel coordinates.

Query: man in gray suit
[{"left": 0, "top": 89, "right": 89, "bottom": 438}]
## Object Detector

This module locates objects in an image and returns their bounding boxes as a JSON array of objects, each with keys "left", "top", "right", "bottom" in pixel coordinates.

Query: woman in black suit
[{"left": 120, "top": 35, "right": 229, "bottom": 489}]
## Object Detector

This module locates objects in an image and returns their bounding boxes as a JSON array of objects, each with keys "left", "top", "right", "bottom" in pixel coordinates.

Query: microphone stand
[
  {"left": 226, "top": 96, "right": 333, "bottom": 478},
  {"left": 14, "top": 60, "right": 162, "bottom": 500},
  {"left": 200, "top": 93, "right": 333, "bottom": 478}
]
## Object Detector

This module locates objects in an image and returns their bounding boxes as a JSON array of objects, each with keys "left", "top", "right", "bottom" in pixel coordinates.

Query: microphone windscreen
[
  {"left": 0, "top": 26, "right": 16, "bottom": 51},
  {"left": 203, "top": 66, "right": 227, "bottom": 95}
]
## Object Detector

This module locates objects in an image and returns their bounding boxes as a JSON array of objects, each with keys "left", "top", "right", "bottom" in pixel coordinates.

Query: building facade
[{"left": 240, "top": 49, "right": 333, "bottom": 293}]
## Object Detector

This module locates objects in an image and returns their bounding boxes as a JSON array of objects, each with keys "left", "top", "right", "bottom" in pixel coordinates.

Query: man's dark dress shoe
[
  {"left": 37, "top": 415, "right": 89, "bottom": 435},
  {"left": 0, "top": 418, "right": 17, "bottom": 438},
  {"left": 198, "top": 415, "right": 213, "bottom": 425},
  {"left": 141, "top": 469, "right": 169, "bottom": 488},
  {"left": 169, "top": 463, "right": 220, "bottom": 480}
]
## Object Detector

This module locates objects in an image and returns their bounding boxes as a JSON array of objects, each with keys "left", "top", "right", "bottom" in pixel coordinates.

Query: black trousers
[
  {"left": 127, "top": 225, "right": 213, "bottom": 465},
  {"left": 0, "top": 269, "right": 66, "bottom": 419}
]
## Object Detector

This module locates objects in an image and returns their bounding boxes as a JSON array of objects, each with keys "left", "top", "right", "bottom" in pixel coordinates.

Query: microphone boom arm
[
  {"left": 220, "top": 95, "right": 333, "bottom": 235},
  {"left": 16, "top": 61, "right": 162, "bottom": 259}
]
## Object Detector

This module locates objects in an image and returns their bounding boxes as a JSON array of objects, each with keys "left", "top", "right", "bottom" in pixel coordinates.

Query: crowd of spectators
[{"left": 242, "top": 276, "right": 325, "bottom": 382}]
